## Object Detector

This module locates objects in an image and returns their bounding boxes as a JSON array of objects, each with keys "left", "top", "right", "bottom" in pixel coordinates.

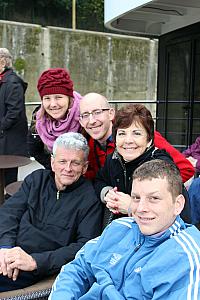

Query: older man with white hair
[{"left": 0, "top": 132, "right": 102, "bottom": 291}]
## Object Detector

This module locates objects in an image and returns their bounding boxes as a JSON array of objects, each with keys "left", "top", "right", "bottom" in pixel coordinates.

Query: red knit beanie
[{"left": 37, "top": 68, "right": 74, "bottom": 98}]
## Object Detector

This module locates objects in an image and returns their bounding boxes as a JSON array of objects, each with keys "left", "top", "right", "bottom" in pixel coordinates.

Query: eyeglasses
[{"left": 79, "top": 109, "right": 110, "bottom": 121}]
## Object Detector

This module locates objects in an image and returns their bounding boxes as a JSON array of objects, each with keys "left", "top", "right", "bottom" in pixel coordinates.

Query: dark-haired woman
[{"left": 94, "top": 104, "right": 190, "bottom": 223}]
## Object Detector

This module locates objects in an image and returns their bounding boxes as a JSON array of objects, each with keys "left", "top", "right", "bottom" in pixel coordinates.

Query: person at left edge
[
  {"left": 0, "top": 48, "right": 28, "bottom": 186},
  {"left": 0, "top": 132, "right": 102, "bottom": 292}
]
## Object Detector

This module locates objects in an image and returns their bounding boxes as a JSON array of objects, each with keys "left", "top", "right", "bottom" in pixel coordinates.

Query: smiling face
[
  {"left": 116, "top": 121, "right": 151, "bottom": 162},
  {"left": 51, "top": 146, "right": 88, "bottom": 190},
  {"left": 42, "top": 94, "right": 70, "bottom": 120},
  {"left": 79, "top": 93, "right": 115, "bottom": 143},
  {"left": 130, "top": 177, "right": 184, "bottom": 235}
]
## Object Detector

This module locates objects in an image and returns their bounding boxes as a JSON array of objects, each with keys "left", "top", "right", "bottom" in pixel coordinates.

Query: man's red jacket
[{"left": 85, "top": 130, "right": 194, "bottom": 183}]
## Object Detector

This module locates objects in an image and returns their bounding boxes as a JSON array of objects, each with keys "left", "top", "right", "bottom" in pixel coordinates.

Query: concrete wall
[{"left": 0, "top": 20, "right": 158, "bottom": 120}]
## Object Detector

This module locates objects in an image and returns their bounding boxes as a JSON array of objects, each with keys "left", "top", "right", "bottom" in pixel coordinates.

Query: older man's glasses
[{"left": 79, "top": 109, "right": 110, "bottom": 121}]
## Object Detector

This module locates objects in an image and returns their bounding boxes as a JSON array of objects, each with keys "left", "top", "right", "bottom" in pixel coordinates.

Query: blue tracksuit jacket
[{"left": 49, "top": 216, "right": 200, "bottom": 300}]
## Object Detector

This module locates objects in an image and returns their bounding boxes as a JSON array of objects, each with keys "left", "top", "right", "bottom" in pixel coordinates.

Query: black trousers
[{"left": 0, "top": 271, "right": 39, "bottom": 292}]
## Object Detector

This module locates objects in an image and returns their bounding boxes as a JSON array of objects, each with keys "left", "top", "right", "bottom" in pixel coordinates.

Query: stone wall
[{"left": 0, "top": 20, "right": 158, "bottom": 120}]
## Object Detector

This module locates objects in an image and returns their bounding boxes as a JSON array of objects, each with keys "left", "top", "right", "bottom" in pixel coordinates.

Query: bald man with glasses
[{"left": 79, "top": 93, "right": 115, "bottom": 180}]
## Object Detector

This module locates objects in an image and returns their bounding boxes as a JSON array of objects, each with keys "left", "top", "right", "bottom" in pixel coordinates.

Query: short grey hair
[
  {"left": 52, "top": 132, "right": 89, "bottom": 161},
  {"left": 0, "top": 48, "right": 12, "bottom": 67}
]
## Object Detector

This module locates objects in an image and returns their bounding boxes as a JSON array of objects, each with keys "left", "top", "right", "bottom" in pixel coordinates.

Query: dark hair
[
  {"left": 112, "top": 104, "right": 154, "bottom": 142},
  {"left": 132, "top": 159, "right": 182, "bottom": 199}
]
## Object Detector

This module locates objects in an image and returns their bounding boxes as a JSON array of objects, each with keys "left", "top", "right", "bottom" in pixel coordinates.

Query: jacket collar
[
  {"left": 135, "top": 215, "right": 187, "bottom": 247},
  {"left": 112, "top": 145, "right": 155, "bottom": 166}
]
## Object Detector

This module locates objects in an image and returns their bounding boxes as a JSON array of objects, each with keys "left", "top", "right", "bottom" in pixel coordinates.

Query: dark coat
[
  {"left": 0, "top": 169, "right": 103, "bottom": 277},
  {"left": 27, "top": 105, "right": 52, "bottom": 168},
  {"left": 95, "top": 146, "right": 173, "bottom": 196},
  {"left": 0, "top": 68, "right": 28, "bottom": 156}
]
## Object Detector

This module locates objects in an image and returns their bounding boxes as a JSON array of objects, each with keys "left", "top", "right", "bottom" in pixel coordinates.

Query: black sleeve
[
  {"left": 1, "top": 81, "right": 25, "bottom": 130},
  {"left": 152, "top": 149, "right": 175, "bottom": 164},
  {"left": 27, "top": 106, "right": 51, "bottom": 169},
  {"left": 94, "top": 156, "right": 114, "bottom": 199},
  {"left": 0, "top": 177, "right": 31, "bottom": 247}
]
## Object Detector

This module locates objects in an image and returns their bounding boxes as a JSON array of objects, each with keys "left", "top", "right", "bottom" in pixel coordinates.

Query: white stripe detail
[
  {"left": 114, "top": 219, "right": 132, "bottom": 228},
  {"left": 174, "top": 220, "right": 181, "bottom": 229},
  {"left": 174, "top": 231, "right": 200, "bottom": 300},
  {"left": 169, "top": 222, "right": 181, "bottom": 237},
  {"left": 182, "top": 231, "right": 200, "bottom": 300},
  {"left": 183, "top": 231, "right": 200, "bottom": 255},
  {"left": 116, "top": 217, "right": 134, "bottom": 223},
  {"left": 87, "top": 239, "right": 99, "bottom": 244},
  {"left": 169, "top": 224, "right": 178, "bottom": 237}
]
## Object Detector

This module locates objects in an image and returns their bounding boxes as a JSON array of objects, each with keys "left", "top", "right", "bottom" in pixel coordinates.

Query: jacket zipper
[
  {"left": 118, "top": 242, "right": 142, "bottom": 291},
  {"left": 56, "top": 191, "right": 60, "bottom": 200},
  {"left": 116, "top": 153, "right": 127, "bottom": 191}
]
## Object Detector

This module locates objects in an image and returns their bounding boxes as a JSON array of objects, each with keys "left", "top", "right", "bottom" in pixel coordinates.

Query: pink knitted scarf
[{"left": 36, "top": 91, "right": 82, "bottom": 151}]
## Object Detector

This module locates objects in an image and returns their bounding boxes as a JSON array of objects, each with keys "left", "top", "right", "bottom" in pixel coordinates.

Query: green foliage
[
  {"left": 36, "top": 0, "right": 70, "bottom": 9},
  {"left": 0, "top": 0, "right": 105, "bottom": 31},
  {"left": 0, "top": 0, "right": 71, "bottom": 9},
  {"left": 76, "top": 0, "right": 104, "bottom": 30},
  {"left": 13, "top": 57, "right": 26, "bottom": 73}
]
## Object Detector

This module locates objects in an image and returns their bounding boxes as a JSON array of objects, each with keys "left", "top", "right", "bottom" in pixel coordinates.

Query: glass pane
[
  {"left": 167, "top": 41, "right": 191, "bottom": 101},
  {"left": 157, "top": 32, "right": 200, "bottom": 149},
  {"left": 165, "top": 131, "right": 187, "bottom": 151},
  {"left": 167, "top": 103, "right": 190, "bottom": 119},
  {"left": 191, "top": 118, "right": 200, "bottom": 135},
  {"left": 194, "top": 39, "right": 200, "bottom": 101}
]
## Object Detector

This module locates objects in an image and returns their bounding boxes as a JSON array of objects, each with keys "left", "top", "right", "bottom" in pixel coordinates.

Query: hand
[
  {"left": 0, "top": 248, "right": 19, "bottom": 280},
  {"left": 0, "top": 248, "right": 9, "bottom": 276},
  {"left": 4, "top": 247, "right": 37, "bottom": 273},
  {"left": 104, "top": 187, "right": 119, "bottom": 214},
  {"left": 187, "top": 156, "right": 197, "bottom": 167},
  {"left": 105, "top": 188, "right": 132, "bottom": 215}
]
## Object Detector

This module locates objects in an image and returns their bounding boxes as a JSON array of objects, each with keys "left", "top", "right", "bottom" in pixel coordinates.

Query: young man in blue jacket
[
  {"left": 49, "top": 159, "right": 200, "bottom": 300},
  {"left": 0, "top": 132, "right": 102, "bottom": 291}
]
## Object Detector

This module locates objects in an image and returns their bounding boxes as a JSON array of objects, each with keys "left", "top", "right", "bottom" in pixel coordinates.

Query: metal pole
[{"left": 72, "top": 0, "right": 76, "bottom": 30}]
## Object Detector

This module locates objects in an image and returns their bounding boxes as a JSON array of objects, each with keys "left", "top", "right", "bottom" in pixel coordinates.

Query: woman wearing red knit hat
[{"left": 27, "top": 68, "right": 82, "bottom": 168}]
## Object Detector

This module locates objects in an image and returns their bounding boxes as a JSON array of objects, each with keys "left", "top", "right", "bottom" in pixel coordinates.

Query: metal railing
[
  {"left": 25, "top": 100, "right": 158, "bottom": 125},
  {"left": 24, "top": 100, "right": 194, "bottom": 150},
  {"left": 25, "top": 100, "right": 157, "bottom": 106}
]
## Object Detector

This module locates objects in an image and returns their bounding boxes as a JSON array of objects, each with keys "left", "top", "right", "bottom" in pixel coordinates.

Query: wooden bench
[{"left": 0, "top": 275, "right": 56, "bottom": 300}]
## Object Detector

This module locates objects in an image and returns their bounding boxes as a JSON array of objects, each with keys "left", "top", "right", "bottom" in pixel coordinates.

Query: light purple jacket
[{"left": 183, "top": 136, "right": 200, "bottom": 171}]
